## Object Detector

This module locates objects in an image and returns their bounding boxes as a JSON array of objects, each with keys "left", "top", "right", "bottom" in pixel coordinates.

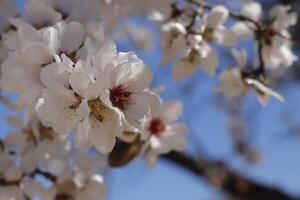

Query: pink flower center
[
  {"left": 110, "top": 86, "right": 132, "bottom": 110},
  {"left": 148, "top": 118, "right": 166, "bottom": 136}
]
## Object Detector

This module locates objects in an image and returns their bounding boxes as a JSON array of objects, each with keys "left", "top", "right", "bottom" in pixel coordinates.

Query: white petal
[
  {"left": 159, "top": 101, "right": 183, "bottom": 123},
  {"left": 79, "top": 176, "right": 106, "bottom": 200},
  {"left": 22, "top": 179, "right": 46, "bottom": 198},
  {"left": 69, "top": 71, "right": 91, "bottom": 97},
  {"left": 214, "top": 28, "right": 237, "bottom": 47},
  {"left": 200, "top": 48, "right": 218, "bottom": 76},
  {"left": 172, "top": 59, "right": 198, "bottom": 81},
  {"left": 89, "top": 109, "right": 122, "bottom": 154},
  {"left": 21, "top": 147, "right": 41, "bottom": 173},
  {"left": 25, "top": 0, "right": 61, "bottom": 25},
  {"left": 125, "top": 92, "right": 158, "bottom": 121},
  {"left": 10, "top": 19, "right": 42, "bottom": 45},
  {"left": 19, "top": 42, "right": 52, "bottom": 65},
  {"left": 94, "top": 40, "right": 117, "bottom": 71},
  {"left": 206, "top": 5, "right": 229, "bottom": 28},
  {"left": 231, "top": 49, "right": 247, "bottom": 68},
  {"left": 40, "top": 62, "right": 70, "bottom": 91},
  {"left": 162, "top": 123, "right": 187, "bottom": 152},
  {"left": 232, "top": 22, "right": 253, "bottom": 41},
  {"left": 215, "top": 68, "right": 245, "bottom": 98},
  {"left": 77, "top": 99, "right": 91, "bottom": 118},
  {"left": 75, "top": 118, "right": 92, "bottom": 149},
  {"left": 4, "top": 165, "right": 22, "bottom": 181},
  {"left": 4, "top": 132, "right": 28, "bottom": 151},
  {"left": 241, "top": 0, "right": 262, "bottom": 22},
  {"left": 60, "top": 22, "right": 84, "bottom": 54},
  {"left": 112, "top": 54, "right": 153, "bottom": 91}
]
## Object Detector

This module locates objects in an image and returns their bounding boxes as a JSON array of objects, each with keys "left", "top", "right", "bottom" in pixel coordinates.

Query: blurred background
[{"left": 1, "top": 0, "right": 300, "bottom": 199}]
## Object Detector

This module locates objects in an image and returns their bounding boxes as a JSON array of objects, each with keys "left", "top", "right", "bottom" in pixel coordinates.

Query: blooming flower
[
  {"left": 94, "top": 50, "right": 160, "bottom": 132},
  {"left": 142, "top": 101, "right": 187, "bottom": 165},
  {"left": 37, "top": 59, "right": 122, "bottom": 154},
  {"left": 232, "top": 3, "right": 298, "bottom": 69},
  {"left": 215, "top": 49, "right": 284, "bottom": 105}
]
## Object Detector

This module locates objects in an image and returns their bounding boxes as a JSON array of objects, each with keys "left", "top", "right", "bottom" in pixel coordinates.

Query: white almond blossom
[
  {"left": 160, "top": 22, "right": 187, "bottom": 66},
  {"left": 215, "top": 49, "right": 284, "bottom": 105},
  {"left": 261, "top": 5, "right": 298, "bottom": 69},
  {"left": 201, "top": 5, "right": 236, "bottom": 47},
  {"left": 0, "top": 0, "right": 298, "bottom": 198},
  {"left": 0, "top": 125, "right": 106, "bottom": 200},
  {"left": 232, "top": 2, "right": 298, "bottom": 69},
  {"left": 37, "top": 59, "right": 122, "bottom": 154},
  {"left": 142, "top": 101, "right": 187, "bottom": 165},
  {"left": 161, "top": 4, "right": 237, "bottom": 81},
  {"left": 1, "top": 21, "right": 85, "bottom": 118},
  {"left": 91, "top": 47, "right": 160, "bottom": 131},
  {"left": 23, "top": 0, "right": 105, "bottom": 26},
  {"left": 173, "top": 39, "right": 218, "bottom": 80}
]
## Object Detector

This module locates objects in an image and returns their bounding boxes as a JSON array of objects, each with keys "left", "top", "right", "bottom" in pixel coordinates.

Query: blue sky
[{"left": 2, "top": 1, "right": 300, "bottom": 200}]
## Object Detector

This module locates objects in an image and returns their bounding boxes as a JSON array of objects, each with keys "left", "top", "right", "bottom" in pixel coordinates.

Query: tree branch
[{"left": 162, "top": 151, "right": 299, "bottom": 200}]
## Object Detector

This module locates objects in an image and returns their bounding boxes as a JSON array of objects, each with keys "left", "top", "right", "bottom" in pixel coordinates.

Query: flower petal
[
  {"left": 214, "top": 28, "right": 237, "bottom": 47},
  {"left": 59, "top": 22, "right": 84, "bottom": 54},
  {"left": 75, "top": 118, "right": 92, "bottom": 149},
  {"left": 159, "top": 101, "right": 183, "bottom": 123},
  {"left": 89, "top": 109, "right": 122, "bottom": 154},
  {"left": 206, "top": 5, "right": 229, "bottom": 28}
]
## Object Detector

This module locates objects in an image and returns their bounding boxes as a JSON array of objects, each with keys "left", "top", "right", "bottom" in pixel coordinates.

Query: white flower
[
  {"left": 241, "top": 0, "right": 262, "bottom": 22},
  {"left": 96, "top": 51, "right": 160, "bottom": 131},
  {"left": 261, "top": 38, "right": 297, "bottom": 69},
  {"left": 261, "top": 5, "right": 298, "bottom": 69},
  {"left": 270, "top": 5, "right": 297, "bottom": 31},
  {"left": 173, "top": 42, "right": 218, "bottom": 80},
  {"left": 75, "top": 175, "right": 106, "bottom": 200},
  {"left": 231, "top": 1, "right": 260, "bottom": 41},
  {"left": 21, "top": 134, "right": 68, "bottom": 173},
  {"left": 160, "top": 22, "right": 187, "bottom": 66},
  {"left": 232, "top": 3, "right": 298, "bottom": 69},
  {"left": 24, "top": 0, "right": 62, "bottom": 27},
  {"left": 37, "top": 58, "right": 123, "bottom": 153},
  {"left": 0, "top": 186, "right": 23, "bottom": 200},
  {"left": 22, "top": 178, "right": 56, "bottom": 200},
  {"left": 1, "top": 21, "right": 86, "bottom": 120},
  {"left": 202, "top": 5, "right": 236, "bottom": 47},
  {"left": 142, "top": 101, "right": 187, "bottom": 165},
  {"left": 215, "top": 49, "right": 284, "bottom": 105}
]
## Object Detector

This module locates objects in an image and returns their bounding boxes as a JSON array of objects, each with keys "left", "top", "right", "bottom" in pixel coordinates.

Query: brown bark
[{"left": 163, "top": 151, "right": 299, "bottom": 200}]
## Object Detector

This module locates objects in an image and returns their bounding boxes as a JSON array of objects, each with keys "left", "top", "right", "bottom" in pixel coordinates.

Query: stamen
[
  {"left": 148, "top": 118, "right": 166, "bottom": 136},
  {"left": 88, "top": 99, "right": 106, "bottom": 122},
  {"left": 110, "top": 86, "right": 132, "bottom": 110}
]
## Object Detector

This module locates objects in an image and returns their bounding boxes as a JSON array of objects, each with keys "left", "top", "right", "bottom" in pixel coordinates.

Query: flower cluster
[
  {"left": 159, "top": 0, "right": 297, "bottom": 104},
  {"left": 160, "top": 3, "right": 236, "bottom": 80},
  {"left": 1, "top": 0, "right": 187, "bottom": 160},
  {"left": 0, "top": 0, "right": 298, "bottom": 199},
  {"left": 233, "top": 1, "right": 298, "bottom": 69},
  {"left": 215, "top": 49, "right": 284, "bottom": 105},
  {"left": 0, "top": 122, "right": 105, "bottom": 200},
  {"left": 0, "top": 0, "right": 190, "bottom": 198}
]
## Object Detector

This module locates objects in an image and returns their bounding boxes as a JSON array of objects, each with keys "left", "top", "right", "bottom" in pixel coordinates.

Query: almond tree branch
[
  {"left": 185, "top": 0, "right": 300, "bottom": 48},
  {"left": 162, "top": 151, "right": 300, "bottom": 200}
]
